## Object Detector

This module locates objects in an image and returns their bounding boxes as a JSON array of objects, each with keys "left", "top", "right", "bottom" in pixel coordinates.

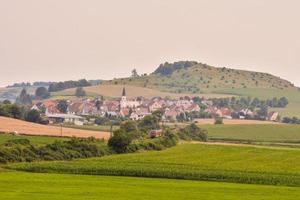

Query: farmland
[
  {"left": 52, "top": 84, "right": 234, "bottom": 99},
  {"left": 0, "top": 117, "right": 110, "bottom": 139},
  {"left": 1, "top": 172, "right": 299, "bottom": 200},
  {"left": 8, "top": 144, "right": 300, "bottom": 186}
]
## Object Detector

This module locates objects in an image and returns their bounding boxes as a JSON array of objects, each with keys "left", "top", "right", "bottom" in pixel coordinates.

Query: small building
[
  {"left": 149, "top": 130, "right": 162, "bottom": 138},
  {"left": 47, "top": 113, "right": 84, "bottom": 125},
  {"left": 267, "top": 111, "right": 279, "bottom": 121}
]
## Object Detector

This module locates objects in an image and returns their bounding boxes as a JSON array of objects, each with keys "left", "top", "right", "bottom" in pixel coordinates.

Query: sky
[{"left": 0, "top": 0, "right": 299, "bottom": 87}]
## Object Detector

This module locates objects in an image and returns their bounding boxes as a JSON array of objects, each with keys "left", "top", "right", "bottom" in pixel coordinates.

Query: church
[{"left": 120, "top": 87, "right": 142, "bottom": 109}]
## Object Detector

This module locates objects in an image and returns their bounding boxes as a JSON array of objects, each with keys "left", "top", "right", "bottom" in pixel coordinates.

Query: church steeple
[{"left": 122, "top": 87, "right": 126, "bottom": 97}]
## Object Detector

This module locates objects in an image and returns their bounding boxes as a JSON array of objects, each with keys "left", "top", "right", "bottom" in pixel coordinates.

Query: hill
[
  {"left": 104, "top": 61, "right": 297, "bottom": 94},
  {"left": 0, "top": 117, "right": 109, "bottom": 139}
]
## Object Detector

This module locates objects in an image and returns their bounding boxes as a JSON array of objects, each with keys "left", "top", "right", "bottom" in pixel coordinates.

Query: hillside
[
  {"left": 104, "top": 61, "right": 297, "bottom": 94},
  {"left": 0, "top": 117, "right": 109, "bottom": 139}
]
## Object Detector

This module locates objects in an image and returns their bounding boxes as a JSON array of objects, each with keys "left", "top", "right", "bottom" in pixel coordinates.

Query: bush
[
  {"left": 177, "top": 123, "right": 208, "bottom": 141},
  {"left": 108, "top": 130, "right": 133, "bottom": 153},
  {"left": 214, "top": 117, "right": 223, "bottom": 124}
]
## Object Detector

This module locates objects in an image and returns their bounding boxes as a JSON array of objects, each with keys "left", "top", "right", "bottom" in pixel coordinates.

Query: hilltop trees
[
  {"left": 48, "top": 79, "right": 91, "bottom": 92},
  {"left": 154, "top": 61, "right": 199, "bottom": 76}
]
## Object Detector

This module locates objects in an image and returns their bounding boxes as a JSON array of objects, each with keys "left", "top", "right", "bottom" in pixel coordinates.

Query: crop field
[
  {"left": 52, "top": 84, "right": 234, "bottom": 99},
  {"left": 8, "top": 144, "right": 300, "bottom": 186},
  {"left": 58, "top": 124, "right": 119, "bottom": 132},
  {"left": 0, "top": 117, "right": 110, "bottom": 139},
  {"left": 203, "top": 124, "right": 300, "bottom": 142},
  {"left": 1, "top": 172, "right": 299, "bottom": 200},
  {"left": 0, "top": 133, "right": 67, "bottom": 145}
]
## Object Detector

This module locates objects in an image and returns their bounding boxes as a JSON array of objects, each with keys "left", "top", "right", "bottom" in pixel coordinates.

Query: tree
[
  {"left": 95, "top": 99, "right": 102, "bottom": 110},
  {"left": 35, "top": 87, "right": 50, "bottom": 99},
  {"left": 10, "top": 104, "right": 22, "bottom": 119},
  {"left": 131, "top": 69, "right": 139, "bottom": 77},
  {"left": 214, "top": 116, "right": 223, "bottom": 124},
  {"left": 25, "top": 109, "right": 42, "bottom": 123},
  {"left": 177, "top": 123, "right": 208, "bottom": 141},
  {"left": 56, "top": 100, "right": 68, "bottom": 113},
  {"left": 75, "top": 87, "right": 86, "bottom": 97},
  {"left": 138, "top": 114, "right": 160, "bottom": 132},
  {"left": 16, "top": 89, "right": 32, "bottom": 105},
  {"left": 108, "top": 129, "right": 133, "bottom": 153}
]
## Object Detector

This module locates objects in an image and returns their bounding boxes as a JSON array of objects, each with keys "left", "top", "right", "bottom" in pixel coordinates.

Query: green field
[
  {"left": 0, "top": 133, "right": 67, "bottom": 145},
  {"left": 57, "top": 124, "right": 119, "bottom": 132},
  {"left": 203, "top": 124, "right": 300, "bottom": 143},
  {"left": 1, "top": 172, "right": 299, "bottom": 200},
  {"left": 9, "top": 144, "right": 300, "bottom": 186}
]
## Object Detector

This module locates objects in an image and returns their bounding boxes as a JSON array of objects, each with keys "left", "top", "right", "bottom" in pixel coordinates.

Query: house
[
  {"left": 163, "top": 109, "right": 178, "bottom": 121},
  {"left": 149, "top": 130, "right": 162, "bottom": 138},
  {"left": 267, "top": 111, "right": 279, "bottom": 121},
  {"left": 47, "top": 113, "right": 84, "bottom": 125},
  {"left": 148, "top": 101, "right": 162, "bottom": 112},
  {"left": 130, "top": 107, "right": 150, "bottom": 121}
]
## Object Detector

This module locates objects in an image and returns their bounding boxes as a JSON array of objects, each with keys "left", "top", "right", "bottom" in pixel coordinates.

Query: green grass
[
  {"left": 0, "top": 133, "right": 67, "bottom": 146},
  {"left": 8, "top": 144, "right": 300, "bottom": 186},
  {"left": 202, "top": 124, "right": 300, "bottom": 143},
  {"left": 0, "top": 172, "right": 299, "bottom": 200}
]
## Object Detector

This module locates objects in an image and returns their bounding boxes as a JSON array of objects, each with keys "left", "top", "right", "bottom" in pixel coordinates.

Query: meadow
[
  {"left": 1, "top": 172, "right": 299, "bottom": 200},
  {"left": 8, "top": 144, "right": 300, "bottom": 186},
  {"left": 203, "top": 124, "right": 300, "bottom": 143}
]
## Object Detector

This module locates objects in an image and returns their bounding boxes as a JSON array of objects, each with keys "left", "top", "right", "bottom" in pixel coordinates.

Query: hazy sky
[{"left": 0, "top": 0, "right": 299, "bottom": 87}]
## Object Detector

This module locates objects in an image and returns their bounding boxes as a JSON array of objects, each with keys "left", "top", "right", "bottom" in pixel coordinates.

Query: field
[
  {"left": 0, "top": 117, "right": 110, "bottom": 139},
  {"left": 52, "top": 84, "right": 234, "bottom": 99},
  {"left": 58, "top": 124, "right": 119, "bottom": 132},
  {"left": 193, "top": 119, "right": 280, "bottom": 125},
  {"left": 217, "top": 88, "right": 300, "bottom": 118},
  {"left": 1, "top": 172, "right": 299, "bottom": 200},
  {"left": 203, "top": 124, "right": 300, "bottom": 143},
  {"left": 9, "top": 144, "right": 300, "bottom": 186},
  {"left": 0, "top": 133, "right": 67, "bottom": 145}
]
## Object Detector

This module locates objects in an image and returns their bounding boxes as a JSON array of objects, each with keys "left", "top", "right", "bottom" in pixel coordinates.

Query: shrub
[
  {"left": 177, "top": 123, "right": 208, "bottom": 141},
  {"left": 214, "top": 117, "right": 223, "bottom": 124}
]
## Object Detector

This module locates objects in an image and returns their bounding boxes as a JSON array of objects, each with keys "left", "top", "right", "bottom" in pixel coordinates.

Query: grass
[
  {"left": 0, "top": 133, "right": 67, "bottom": 146},
  {"left": 202, "top": 124, "right": 300, "bottom": 143},
  {"left": 8, "top": 144, "right": 300, "bottom": 186},
  {"left": 1, "top": 172, "right": 299, "bottom": 200}
]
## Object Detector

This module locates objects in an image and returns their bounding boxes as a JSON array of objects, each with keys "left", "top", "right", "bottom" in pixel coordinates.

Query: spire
[{"left": 122, "top": 87, "right": 126, "bottom": 96}]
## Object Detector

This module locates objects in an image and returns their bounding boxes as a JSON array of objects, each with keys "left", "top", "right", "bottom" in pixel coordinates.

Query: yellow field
[
  {"left": 52, "top": 84, "right": 234, "bottom": 99},
  {"left": 0, "top": 117, "right": 110, "bottom": 139}
]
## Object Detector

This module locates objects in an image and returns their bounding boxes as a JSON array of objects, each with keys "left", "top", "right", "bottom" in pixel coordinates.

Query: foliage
[
  {"left": 48, "top": 79, "right": 91, "bottom": 92},
  {"left": 108, "top": 129, "right": 133, "bottom": 153},
  {"left": 25, "top": 109, "right": 42, "bottom": 123},
  {"left": 138, "top": 114, "right": 160, "bottom": 132},
  {"left": 0, "top": 102, "right": 23, "bottom": 119},
  {"left": 214, "top": 116, "right": 223, "bottom": 124},
  {"left": 282, "top": 117, "right": 300, "bottom": 124},
  {"left": 154, "top": 61, "right": 198, "bottom": 76},
  {"left": 177, "top": 123, "right": 208, "bottom": 141},
  {"left": 75, "top": 87, "right": 86, "bottom": 97},
  {"left": 16, "top": 89, "right": 32, "bottom": 105},
  {"left": 0, "top": 138, "right": 108, "bottom": 164},
  {"left": 56, "top": 100, "right": 68, "bottom": 113},
  {"left": 35, "top": 87, "right": 50, "bottom": 99}
]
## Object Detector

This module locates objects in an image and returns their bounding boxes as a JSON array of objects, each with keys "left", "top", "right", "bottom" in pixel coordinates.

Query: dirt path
[{"left": 0, "top": 117, "right": 110, "bottom": 139}]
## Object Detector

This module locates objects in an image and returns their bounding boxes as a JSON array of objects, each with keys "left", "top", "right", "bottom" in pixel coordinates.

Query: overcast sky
[{"left": 0, "top": 0, "right": 299, "bottom": 87}]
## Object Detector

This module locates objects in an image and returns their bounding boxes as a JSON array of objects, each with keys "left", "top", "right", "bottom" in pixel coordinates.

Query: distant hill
[{"left": 105, "top": 61, "right": 296, "bottom": 94}]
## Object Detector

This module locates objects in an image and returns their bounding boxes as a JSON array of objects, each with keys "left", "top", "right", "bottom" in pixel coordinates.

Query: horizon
[{"left": 1, "top": 0, "right": 300, "bottom": 87}]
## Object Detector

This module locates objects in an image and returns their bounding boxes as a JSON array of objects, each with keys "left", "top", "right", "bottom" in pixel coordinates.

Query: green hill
[{"left": 104, "top": 61, "right": 297, "bottom": 94}]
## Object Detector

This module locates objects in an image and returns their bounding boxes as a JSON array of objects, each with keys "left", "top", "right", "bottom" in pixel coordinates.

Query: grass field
[
  {"left": 1, "top": 172, "right": 299, "bottom": 200},
  {"left": 0, "top": 133, "right": 67, "bottom": 145},
  {"left": 9, "top": 144, "right": 300, "bottom": 186},
  {"left": 202, "top": 124, "right": 300, "bottom": 142}
]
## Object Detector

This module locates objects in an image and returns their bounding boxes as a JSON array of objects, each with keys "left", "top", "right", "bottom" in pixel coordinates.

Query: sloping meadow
[{"left": 7, "top": 144, "right": 300, "bottom": 186}]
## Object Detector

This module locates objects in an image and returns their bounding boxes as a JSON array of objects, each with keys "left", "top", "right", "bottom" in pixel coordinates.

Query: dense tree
[
  {"left": 16, "top": 89, "right": 32, "bottom": 105},
  {"left": 177, "top": 123, "right": 208, "bottom": 141},
  {"left": 131, "top": 69, "right": 139, "bottom": 77},
  {"left": 108, "top": 129, "right": 133, "bottom": 153},
  {"left": 138, "top": 114, "right": 160, "bottom": 132},
  {"left": 56, "top": 100, "right": 68, "bottom": 113},
  {"left": 25, "top": 109, "right": 42, "bottom": 123},
  {"left": 48, "top": 79, "right": 91, "bottom": 92},
  {"left": 75, "top": 87, "right": 86, "bottom": 97},
  {"left": 35, "top": 87, "right": 50, "bottom": 99}
]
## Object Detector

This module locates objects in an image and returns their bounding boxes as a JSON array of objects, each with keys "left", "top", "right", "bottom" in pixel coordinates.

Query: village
[{"left": 30, "top": 87, "right": 281, "bottom": 126}]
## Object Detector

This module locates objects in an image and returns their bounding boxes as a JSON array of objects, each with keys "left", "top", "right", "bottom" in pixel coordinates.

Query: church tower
[{"left": 120, "top": 87, "right": 127, "bottom": 108}]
